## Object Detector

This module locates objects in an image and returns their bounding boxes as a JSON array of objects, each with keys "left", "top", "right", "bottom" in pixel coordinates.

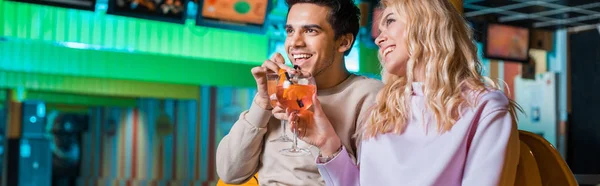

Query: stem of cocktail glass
[
  {"left": 281, "top": 120, "right": 287, "bottom": 139},
  {"left": 291, "top": 111, "right": 300, "bottom": 152}
]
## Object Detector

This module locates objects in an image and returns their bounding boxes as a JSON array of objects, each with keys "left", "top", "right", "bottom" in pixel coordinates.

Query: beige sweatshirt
[{"left": 216, "top": 74, "right": 383, "bottom": 186}]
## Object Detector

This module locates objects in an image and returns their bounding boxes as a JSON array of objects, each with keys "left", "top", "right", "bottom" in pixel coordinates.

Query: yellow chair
[
  {"left": 518, "top": 130, "right": 578, "bottom": 186},
  {"left": 515, "top": 141, "right": 542, "bottom": 186},
  {"left": 216, "top": 174, "right": 259, "bottom": 186}
]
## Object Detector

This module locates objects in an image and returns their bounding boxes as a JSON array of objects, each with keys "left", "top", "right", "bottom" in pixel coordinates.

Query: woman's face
[{"left": 374, "top": 7, "right": 410, "bottom": 77}]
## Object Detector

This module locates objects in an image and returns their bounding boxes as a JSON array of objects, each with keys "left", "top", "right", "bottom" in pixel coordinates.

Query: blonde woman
[{"left": 289, "top": 0, "right": 521, "bottom": 185}]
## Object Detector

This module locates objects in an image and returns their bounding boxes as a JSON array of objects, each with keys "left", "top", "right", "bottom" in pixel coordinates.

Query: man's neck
[{"left": 315, "top": 61, "right": 351, "bottom": 90}]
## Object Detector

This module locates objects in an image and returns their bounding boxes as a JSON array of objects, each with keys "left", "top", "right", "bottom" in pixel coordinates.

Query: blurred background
[{"left": 0, "top": 0, "right": 598, "bottom": 185}]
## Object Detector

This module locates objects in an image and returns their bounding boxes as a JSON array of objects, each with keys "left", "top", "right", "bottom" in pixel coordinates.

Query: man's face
[{"left": 285, "top": 3, "right": 339, "bottom": 76}]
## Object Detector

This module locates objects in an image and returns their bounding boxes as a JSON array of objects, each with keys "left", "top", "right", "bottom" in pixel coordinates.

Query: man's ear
[{"left": 337, "top": 33, "right": 354, "bottom": 53}]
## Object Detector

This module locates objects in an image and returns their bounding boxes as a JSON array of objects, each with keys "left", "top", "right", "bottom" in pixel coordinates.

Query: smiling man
[{"left": 215, "top": 0, "right": 383, "bottom": 185}]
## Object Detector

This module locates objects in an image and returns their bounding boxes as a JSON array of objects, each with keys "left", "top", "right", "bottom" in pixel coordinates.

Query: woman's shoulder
[{"left": 465, "top": 88, "right": 511, "bottom": 113}]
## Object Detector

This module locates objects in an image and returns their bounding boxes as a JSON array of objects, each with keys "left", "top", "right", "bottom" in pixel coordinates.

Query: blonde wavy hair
[{"left": 361, "top": 0, "right": 520, "bottom": 139}]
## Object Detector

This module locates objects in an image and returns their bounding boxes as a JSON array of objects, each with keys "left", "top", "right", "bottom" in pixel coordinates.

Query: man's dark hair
[{"left": 286, "top": 0, "right": 361, "bottom": 56}]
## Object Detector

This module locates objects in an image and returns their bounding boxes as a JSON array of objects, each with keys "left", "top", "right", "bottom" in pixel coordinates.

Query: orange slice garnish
[
  {"left": 278, "top": 69, "right": 287, "bottom": 85},
  {"left": 283, "top": 84, "right": 313, "bottom": 101}
]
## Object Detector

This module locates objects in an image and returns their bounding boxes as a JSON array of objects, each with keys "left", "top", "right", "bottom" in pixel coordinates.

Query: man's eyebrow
[{"left": 302, "top": 24, "right": 323, "bottom": 30}]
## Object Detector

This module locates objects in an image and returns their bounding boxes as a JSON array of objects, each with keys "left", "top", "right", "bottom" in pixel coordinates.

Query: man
[{"left": 216, "top": 0, "right": 383, "bottom": 185}]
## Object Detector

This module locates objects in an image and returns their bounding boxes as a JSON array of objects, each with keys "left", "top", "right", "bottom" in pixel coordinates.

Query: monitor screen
[
  {"left": 196, "top": 0, "right": 269, "bottom": 34},
  {"left": 201, "top": 0, "right": 267, "bottom": 25},
  {"left": 485, "top": 23, "right": 530, "bottom": 62},
  {"left": 8, "top": 0, "right": 95, "bottom": 11},
  {"left": 107, "top": 0, "right": 187, "bottom": 23}
]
